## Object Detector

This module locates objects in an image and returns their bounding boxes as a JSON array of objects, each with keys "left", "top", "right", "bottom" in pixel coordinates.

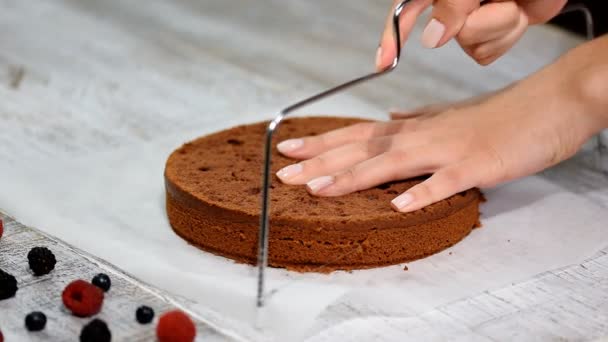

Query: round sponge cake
[{"left": 164, "top": 117, "right": 482, "bottom": 271}]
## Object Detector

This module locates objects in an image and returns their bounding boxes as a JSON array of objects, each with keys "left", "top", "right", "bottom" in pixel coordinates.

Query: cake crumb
[
  {"left": 403, "top": 265, "right": 408, "bottom": 271},
  {"left": 449, "top": 252, "right": 452, "bottom": 255}
]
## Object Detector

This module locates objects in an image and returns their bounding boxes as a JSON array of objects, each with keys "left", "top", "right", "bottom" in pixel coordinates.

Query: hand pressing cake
[{"left": 164, "top": 117, "right": 482, "bottom": 271}]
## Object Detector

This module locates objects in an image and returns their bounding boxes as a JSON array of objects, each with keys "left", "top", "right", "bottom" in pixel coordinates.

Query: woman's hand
[
  {"left": 276, "top": 36, "right": 608, "bottom": 213},
  {"left": 376, "top": 0, "right": 567, "bottom": 67}
]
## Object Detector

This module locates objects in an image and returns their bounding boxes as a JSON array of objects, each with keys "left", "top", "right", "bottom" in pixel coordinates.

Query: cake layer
[{"left": 164, "top": 117, "right": 482, "bottom": 271}]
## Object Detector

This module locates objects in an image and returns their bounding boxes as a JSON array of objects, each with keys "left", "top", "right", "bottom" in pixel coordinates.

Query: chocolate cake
[{"left": 164, "top": 117, "right": 482, "bottom": 271}]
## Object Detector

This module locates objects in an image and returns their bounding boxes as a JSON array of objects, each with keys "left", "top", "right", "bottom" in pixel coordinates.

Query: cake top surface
[{"left": 164, "top": 116, "right": 478, "bottom": 223}]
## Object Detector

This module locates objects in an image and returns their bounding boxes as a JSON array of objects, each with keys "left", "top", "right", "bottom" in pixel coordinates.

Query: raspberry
[
  {"left": 27, "top": 247, "right": 56, "bottom": 276},
  {"left": 156, "top": 310, "right": 196, "bottom": 342},
  {"left": 25, "top": 311, "right": 47, "bottom": 331},
  {"left": 0, "top": 218, "right": 3, "bottom": 240},
  {"left": 62, "top": 280, "right": 104, "bottom": 317},
  {"left": 80, "top": 319, "right": 111, "bottom": 342},
  {"left": 136, "top": 305, "right": 155, "bottom": 324},
  {"left": 91, "top": 273, "right": 111, "bottom": 292},
  {"left": 0, "top": 268, "right": 18, "bottom": 300},
  {"left": 0, "top": 328, "right": 3, "bottom": 342}
]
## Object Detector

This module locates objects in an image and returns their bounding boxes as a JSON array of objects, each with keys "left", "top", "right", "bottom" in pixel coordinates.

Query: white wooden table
[{"left": 1, "top": 1, "right": 607, "bottom": 341}]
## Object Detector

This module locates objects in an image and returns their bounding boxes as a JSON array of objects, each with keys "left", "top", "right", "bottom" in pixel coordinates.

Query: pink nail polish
[
  {"left": 420, "top": 18, "right": 445, "bottom": 49},
  {"left": 277, "top": 139, "right": 304, "bottom": 153},
  {"left": 391, "top": 193, "right": 414, "bottom": 211},
  {"left": 276, "top": 164, "right": 303, "bottom": 180},
  {"left": 306, "top": 176, "right": 334, "bottom": 193}
]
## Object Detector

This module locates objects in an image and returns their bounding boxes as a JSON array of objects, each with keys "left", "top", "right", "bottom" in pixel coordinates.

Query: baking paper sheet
[{"left": 2, "top": 118, "right": 607, "bottom": 341}]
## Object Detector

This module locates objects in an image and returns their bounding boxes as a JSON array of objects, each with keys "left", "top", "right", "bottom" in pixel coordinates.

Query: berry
[
  {"left": 91, "top": 273, "right": 111, "bottom": 292},
  {"left": 27, "top": 247, "right": 56, "bottom": 276},
  {"left": 156, "top": 310, "right": 196, "bottom": 342},
  {"left": 25, "top": 311, "right": 47, "bottom": 331},
  {"left": 0, "top": 268, "right": 18, "bottom": 300},
  {"left": 0, "top": 218, "right": 4, "bottom": 240},
  {"left": 136, "top": 305, "right": 155, "bottom": 324},
  {"left": 80, "top": 319, "right": 111, "bottom": 342},
  {"left": 62, "top": 280, "right": 104, "bottom": 317},
  {"left": 0, "top": 329, "right": 3, "bottom": 342}
]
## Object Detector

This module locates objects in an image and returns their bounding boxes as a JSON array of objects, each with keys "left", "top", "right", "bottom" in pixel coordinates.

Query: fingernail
[
  {"left": 391, "top": 192, "right": 414, "bottom": 211},
  {"left": 421, "top": 18, "right": 445, "bottom": 49},
  {"left": 306, "top": 176, "right": 334, "bottom": 193},
  {"left": 375, "top": 46, "right": 382, "bottom": 68},
  {"left": 277, "top": 139, "right": 304, "bottom": 153},
  {"left": 276, "top": 163, "right": 303, "bottom": 180}
]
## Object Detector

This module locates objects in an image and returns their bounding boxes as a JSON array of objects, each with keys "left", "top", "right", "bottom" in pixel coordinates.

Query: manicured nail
[
  {"left": 375, "top": 46, "right": 382, "bottom": 68},
  {"left": 306, "top": 176, "right": 334, "bottom": 193},
  {"left": 421, "top": 18, "right": 445, "bottom": 49},
  {"left": 277, "top": 139, "right": 304, "bottom": 154},
  {"left": 276, "top": 163, "right": 303, "bottom": 180},
  {"left": 391, "top": 192, "right": 414, "bottom": 211}
]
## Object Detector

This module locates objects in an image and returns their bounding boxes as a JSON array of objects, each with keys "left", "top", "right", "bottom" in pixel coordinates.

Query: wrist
[
  {"left": 557, "top": 36, "right": 608, "bottom": 135},
  {"left": 575, "top": 62, "right": 608, "bottom": 130}
]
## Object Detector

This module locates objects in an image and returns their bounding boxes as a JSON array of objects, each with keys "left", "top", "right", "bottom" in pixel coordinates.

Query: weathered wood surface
[{"left": 0, "top": 214, "right": 239, "bottom": 341}]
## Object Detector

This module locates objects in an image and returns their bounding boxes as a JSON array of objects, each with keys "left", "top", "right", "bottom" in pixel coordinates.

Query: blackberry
[
  {"left": 25, "top": 311, "right": 47, "bottom": 331},
  {"left": 91, "top": 273, "right": 111, "bottom": 292},
  {"left": 0, "top": 268, "right": 18, "bottom": 300},
  {"left": 135, "top": 305, "right": 154, "bottom": 324},
  {"left": 27, "top": 247, "right": 56, "bottom": 276},
  {"left": 80, "top": 319, "right": 111, "bottom": 342}
]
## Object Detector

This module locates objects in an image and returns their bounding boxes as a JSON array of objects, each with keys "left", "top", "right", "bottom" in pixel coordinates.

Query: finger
[
  {"left": 520, "top": 0, "right": 567, "bottom": 25},
  {"left": 390, "top": 159, "right": 480, "bottom": 213},
  {"left": 457, "top": 1, "right": 521, "bottom": 46},
  {"left": 377, "top": 0, "right": 432, "bottom": 70},
  {"left": 276, "top": 120, "right": 417, "bottom": 159},
  {"left": 391, "top": 84, "right": 518, "bottom": 120},
  {"left": 421, "top": 0, "right": 479, "bottom": 49},
  {"left": 279, "top": 129, "right": 435, "bottom": 184},
  {"left": 463, "top": 10, "right": 528, "bottom": 65},
  {"left": 389, "top": 103, "right": 449, "bottom": 120},
  {"left": 305, "top": 145, "right": 446, "bottom": 196},
  {"left": 390, "top": 92, "right": 496, "bottom": 123},
  {"left": 277, "top": 137, "right": 391, "bottom": 184},
  {"left": 390, "top": 96, "right": 488, "bottom": 121}
]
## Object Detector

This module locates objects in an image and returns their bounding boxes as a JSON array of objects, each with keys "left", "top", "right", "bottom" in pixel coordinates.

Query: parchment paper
[{"left": 2, "top": 118, "right": 607, "bottom": 340}]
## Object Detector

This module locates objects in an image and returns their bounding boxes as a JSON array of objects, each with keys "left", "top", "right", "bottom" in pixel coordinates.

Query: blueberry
[
  {"left": 91, "top": 273, "right": 111, "bottom": 292},
  {"left": 135, "top": 305, "right": 154, "bottom": 324},
  {"left": 25, "top": 311, "right": 46, "bottom": 331}
]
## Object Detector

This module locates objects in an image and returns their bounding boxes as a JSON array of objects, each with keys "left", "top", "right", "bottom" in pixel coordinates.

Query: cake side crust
[{"left": 166, "top": 188, "right": 481, "bottom": 271}]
